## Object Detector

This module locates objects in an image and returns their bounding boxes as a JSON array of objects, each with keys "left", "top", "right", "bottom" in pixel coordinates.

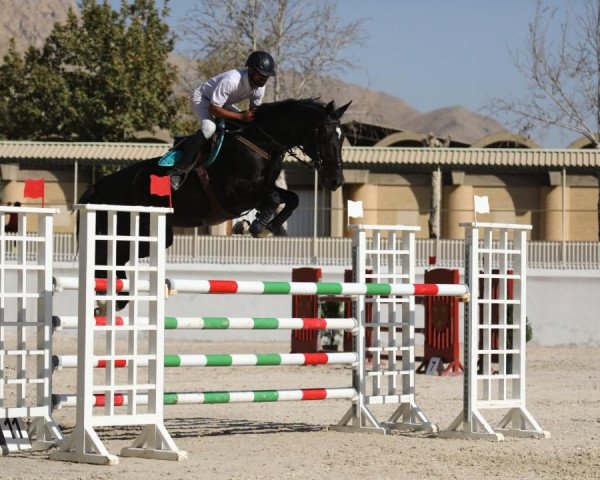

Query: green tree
[{"left": 0, "top": 0, "right": 178, "bottom": 141}]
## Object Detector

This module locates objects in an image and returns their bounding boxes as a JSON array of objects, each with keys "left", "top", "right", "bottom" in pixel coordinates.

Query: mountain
[
  {"left": 403, "top": 106, "right": 505, "bottom": 144},
  {"left": 0, "top": 0, "right": 507, "bottom": 145},
  {"left": 312, "top": 78, "right": 506, "bottom": 144},
  {"left": 0, "top": 0, "right": 76, "bottom": 52}
]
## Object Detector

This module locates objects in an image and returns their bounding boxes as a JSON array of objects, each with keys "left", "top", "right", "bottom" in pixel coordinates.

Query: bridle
[
  {"left": 249, "top": 119, "right": 343, "bottom": 172},
  {"left": 299, "top": 120, "right": 344, "bottom": 171}
]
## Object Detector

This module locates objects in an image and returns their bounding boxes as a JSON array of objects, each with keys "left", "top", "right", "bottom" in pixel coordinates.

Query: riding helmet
[{"left": 246, "top": 51, "right": 276, "bottom": 77}]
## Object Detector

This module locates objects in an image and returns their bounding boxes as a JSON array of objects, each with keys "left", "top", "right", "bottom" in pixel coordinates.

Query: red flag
[
  {"left": 149, "top": 175, "right": 172, "bottom": 208},
  {"left": 24, "top": 179, "right": 45, "bottom": 207}
]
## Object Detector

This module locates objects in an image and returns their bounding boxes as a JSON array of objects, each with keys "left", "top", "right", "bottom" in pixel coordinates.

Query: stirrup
[{"left": 169, "top": 169, "right": 185, "bottom": 191}]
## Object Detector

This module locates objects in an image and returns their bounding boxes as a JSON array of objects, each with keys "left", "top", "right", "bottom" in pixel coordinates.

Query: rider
[{"left": 169, "top": 51, "right": 276, "bottom": 190}]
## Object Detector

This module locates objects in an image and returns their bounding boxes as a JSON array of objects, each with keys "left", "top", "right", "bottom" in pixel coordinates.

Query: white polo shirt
[{"left": 192, "top": 68, "right": 265, "bottom": 109}]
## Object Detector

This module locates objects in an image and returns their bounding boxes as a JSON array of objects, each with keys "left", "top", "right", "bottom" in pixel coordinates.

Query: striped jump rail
[
  {"left": 53, "top": 352, "right": 358, "bottom": 369},
  {"left": 168, "top": 279, "right": 470, "bottom": 296},
  {"left": 52, "top": 316, "right": 357, "bottom": 331},
  {"left": 53, "top": 276, "right": 150, "bottom": 293},
  {"left": 53, "top": 276, "right": 470, "bottom": 297},
  {"left": 52, "top": 387, "right": 358, "bottom": 409}
]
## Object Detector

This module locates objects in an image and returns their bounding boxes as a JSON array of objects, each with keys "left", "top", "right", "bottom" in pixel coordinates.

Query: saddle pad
[{"left": 158, "top": 149, "right": 183, "bottom": 167}]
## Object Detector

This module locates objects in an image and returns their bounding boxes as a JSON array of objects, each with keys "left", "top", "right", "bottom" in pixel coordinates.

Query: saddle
[
  {"left": 158, "top": 122, "right": 272, "bottom": 224},
  {"left": 158, "top": 129, "right": 213, "bottom": 170},
  {"left": 159, "top": 121, "right": 226, "bottom": 191},
  {"left": 193, "top": 129, "right": 270, "bottom": 226}
]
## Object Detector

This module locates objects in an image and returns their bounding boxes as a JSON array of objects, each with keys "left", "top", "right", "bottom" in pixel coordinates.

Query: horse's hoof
[
  {"left": 254, "top": 229, "right": 272, "bottom": 238},
  {"left": 267, "top": 224, "right": 287, "bottom": 236},
  {"left": 232, "top": 220, "right": 250, "bottom": 235},
  {"left": 95, "top": 301, "right": 107, "bottom": 316},
  {"left": 250, "top": 226, "right": 272, "bottom": 238},
  {"left": 249, "top": 221, "right": 265, "bottom": 237}
]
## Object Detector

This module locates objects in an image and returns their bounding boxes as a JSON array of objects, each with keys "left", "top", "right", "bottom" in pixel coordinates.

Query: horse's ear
[
  {"left": 334, "top": 101, "right": 352, "bottom": 119},
  {"left": 325, "top": 101, "right": 335, "bottom": 115}
]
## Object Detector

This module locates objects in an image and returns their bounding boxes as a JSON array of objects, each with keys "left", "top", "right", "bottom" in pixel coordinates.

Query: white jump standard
[
  {"left": 441, "top": 222, "right": 550, "bottom": 441},
  {"left": 0, "top": 205, "right": 62, "bottom": 454},
  {"left": 50, "top": 204, "right": 186, "bottom": 465}
]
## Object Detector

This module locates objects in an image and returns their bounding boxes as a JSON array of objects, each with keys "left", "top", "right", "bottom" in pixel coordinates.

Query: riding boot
[{"left": 169, "top": 129, "right": 207, "bottom": 191}]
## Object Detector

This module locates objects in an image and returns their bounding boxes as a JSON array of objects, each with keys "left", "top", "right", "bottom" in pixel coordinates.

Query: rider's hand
[{"left": 240, "top": 110, "right": 255, "bottom": 122}]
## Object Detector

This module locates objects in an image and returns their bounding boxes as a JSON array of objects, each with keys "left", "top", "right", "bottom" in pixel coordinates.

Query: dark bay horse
[{"left": 78, "top": 98, "right": 350, "bottom": 303}]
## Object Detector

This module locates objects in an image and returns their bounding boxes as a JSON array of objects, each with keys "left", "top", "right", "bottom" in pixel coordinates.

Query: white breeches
[{"left": 190, "top": 97, "right": 241, "bottom": 139}]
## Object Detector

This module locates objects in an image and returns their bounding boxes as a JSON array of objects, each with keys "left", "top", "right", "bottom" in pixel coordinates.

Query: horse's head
[{"left": 302, "top": 100, "right": 351, "bottom": 191}]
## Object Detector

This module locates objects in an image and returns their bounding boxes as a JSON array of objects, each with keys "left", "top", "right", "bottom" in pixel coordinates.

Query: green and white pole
[
  {"left": 53, "top": 387, "right": 357, "bottom": 409},
  {"left": 53, "top": 316, "right": 357, "bottom": 331},
  {"left": 54, "top": 352, "right": 358, "bottom": 369},
  {"left": 167, "top": 279, "right": 469, "bottom": 297}
]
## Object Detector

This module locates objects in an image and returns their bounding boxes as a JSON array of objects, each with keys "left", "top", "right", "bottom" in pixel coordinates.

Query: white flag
[
  {"left": 473, "top": 195, "right": 490, "bottom": 214},
  {"left": 347, "top": 200, "right": 363, "bottom": 219}
]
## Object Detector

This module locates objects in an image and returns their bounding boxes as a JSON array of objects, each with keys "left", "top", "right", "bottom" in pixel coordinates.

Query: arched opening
[{"left": 471, "top": 132, "right": 539, "bottom": 149}]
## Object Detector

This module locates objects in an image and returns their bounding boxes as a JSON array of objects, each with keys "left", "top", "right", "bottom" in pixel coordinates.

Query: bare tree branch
[
  {"left": 488, "top": 0, "right": 600, "bottom": 146},
  {"left": 178, "top": 0, "right": 367, "bottom": 100}
]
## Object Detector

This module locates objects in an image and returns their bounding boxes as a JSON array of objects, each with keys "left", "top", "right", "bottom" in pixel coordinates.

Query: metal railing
[{"left": 4, "top": 233, "right": 588, "bottom": 269}]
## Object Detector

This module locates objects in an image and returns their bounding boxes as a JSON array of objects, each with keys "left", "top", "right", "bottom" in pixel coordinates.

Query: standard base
[
  {"left": 50, "top": 426, "right": 120, "bottom": 465},
  {"left": 28, "top": 416, "right": 63, "bottom": 451},
  {"left": 121, "top": 447, "right": 188, "bottom": 461},
  {"left": 50, "top": 450, "right": 119, "bottom": 465},
  {"left": 332, "top": 404, "right": 388, "bottom": 434},
  {"left": 441, "top": 407, "right": 549, "bottom": 441},
  {"left": 50, "top": 423, "right": 185, "bottom": 465},
  {"left": 383, "top": 402, "right": 438, "bottom": 433}
]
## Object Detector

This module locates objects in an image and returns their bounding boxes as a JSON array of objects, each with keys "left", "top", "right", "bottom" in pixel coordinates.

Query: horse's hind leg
[
  {"left": 114, "top": 217, "right": 172, "bottom": 310},
  {"left": 115, "top": 269, "right": 129, "bottom": 311},
  {"left": 115, "top": 217, "right": 133, "bottom": 310},
  {"left": 93, "top": 230, "right": 109, "bottom": 315},
  {"left": 93, "top": 246, "right": 129, "bottom": 311}
]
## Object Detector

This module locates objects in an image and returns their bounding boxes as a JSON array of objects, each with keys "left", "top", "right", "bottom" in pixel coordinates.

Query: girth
[
  {"left": 194, "top": 135, "right": 272, "bottom": 226},
  {"left": 195, "top": 165, "right": 234, "bottom": 226}
]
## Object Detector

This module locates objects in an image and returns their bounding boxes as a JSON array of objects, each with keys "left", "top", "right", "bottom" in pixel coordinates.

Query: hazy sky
[{"left": 111, "top": 0, "right": 584, "bottom": 147}]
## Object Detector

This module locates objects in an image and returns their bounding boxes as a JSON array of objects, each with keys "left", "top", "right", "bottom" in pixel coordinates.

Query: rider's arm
[{"left": 210, "top": 104, "right": 254, "bottom": 122}]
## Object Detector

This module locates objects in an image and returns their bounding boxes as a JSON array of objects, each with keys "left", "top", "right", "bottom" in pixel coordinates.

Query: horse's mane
[{"left": 254, "top": 98, "right": 326, "bottom": 122}]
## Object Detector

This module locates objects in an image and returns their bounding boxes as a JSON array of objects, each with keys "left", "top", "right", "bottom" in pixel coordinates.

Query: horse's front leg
[
  {"left": 265, "top": 187, "right": 298, "bottom": 236},
  {"left": 249, "top": 189, "right": 281, "bottom": 238},
  {"left": 249, "top": 187, "right": 299, "bottom": 237}
]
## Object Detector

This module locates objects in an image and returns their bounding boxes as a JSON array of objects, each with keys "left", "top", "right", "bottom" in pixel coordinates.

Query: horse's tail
[{"left": 74, "top": 181, "right": 102, "bottom": 252}]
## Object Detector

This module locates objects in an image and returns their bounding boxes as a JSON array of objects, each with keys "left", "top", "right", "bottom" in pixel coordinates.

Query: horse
[{"left": 77, "top": 97, "right": 350, "bottom": 306}]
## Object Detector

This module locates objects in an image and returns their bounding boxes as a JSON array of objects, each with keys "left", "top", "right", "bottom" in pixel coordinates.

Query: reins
[{"left": 229, "top": 119, "right": 340, "bottom": 172}]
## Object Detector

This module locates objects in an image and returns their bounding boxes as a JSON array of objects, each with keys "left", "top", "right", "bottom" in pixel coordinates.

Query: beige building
[
  {"left": 339, "top": 146, "right": 599, "bottom": 241},
  {"left": 0, "top": 137, "right": 599, "bottom": 241}
]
